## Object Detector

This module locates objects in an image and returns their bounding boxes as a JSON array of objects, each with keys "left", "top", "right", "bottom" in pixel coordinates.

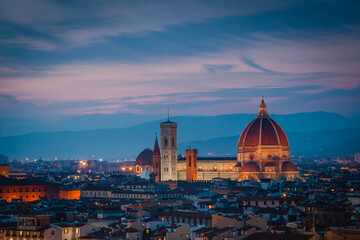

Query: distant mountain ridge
[
  {"left": 0, "top": 111, "right": 357, "bottom": 137},
  {"left": 0, "top": 113, "right": 161, "bottom": 137},
  {"left": 0, "top": 111, "right": 359, "bottom": 159}
]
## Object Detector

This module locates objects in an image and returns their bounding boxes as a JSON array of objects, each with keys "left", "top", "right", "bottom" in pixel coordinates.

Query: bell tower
[{"left": 160, "top": 117, "right": 177, "bottom": 181}]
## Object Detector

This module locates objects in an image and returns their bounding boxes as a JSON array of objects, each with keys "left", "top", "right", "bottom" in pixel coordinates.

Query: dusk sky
[{"left": 1, "top": 0, "right": 360, "bottom": 119}]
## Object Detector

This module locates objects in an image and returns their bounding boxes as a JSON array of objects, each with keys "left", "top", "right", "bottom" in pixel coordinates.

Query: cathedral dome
[
  {"left": 135, "top": 148, "right": 153, "bottom": 166},
  {"left": 282, "top": 161, "right": 298, "bottom": 172},
  {"left": 238, "top": 97, "right": 289, "bottom": 147},
  {"left": 241, "top": 161, "right": 260, "bottom": 172}
]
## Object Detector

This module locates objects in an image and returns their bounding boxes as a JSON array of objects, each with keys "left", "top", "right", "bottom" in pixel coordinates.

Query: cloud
[
  {"left": 1, "top": 31, "right": 360, "bottom": 113},
  {"left": 0, "top": 37, "right": 57, "bottom": 51},
  {"left": 246, "top": 31, "right": 360, "bottom": 77},
  {"left": 203, "top": 64, "right": 237, "bottom": 73},
  {"left": 0, "top": 0, "right": 297, "bottom": 49},
  {"left": 1, "top": 1, "right": 360, "bottom": 117},
  {"left": 241, "top": 57, "right": 274, "bottom": 73}
]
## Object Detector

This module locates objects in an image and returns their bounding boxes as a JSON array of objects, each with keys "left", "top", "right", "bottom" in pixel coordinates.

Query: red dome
[
  {"left": 241, "top": 161, "right": 260, "bottom": 172},
  {"left": 238, "top": 98, "right": 289, "bottom": 147},
  {"left": 135, "top": 148, "right": 153, "bottom": 166},
  {"left": 282, "top": 161, "right": 298, "bottom": 172}
]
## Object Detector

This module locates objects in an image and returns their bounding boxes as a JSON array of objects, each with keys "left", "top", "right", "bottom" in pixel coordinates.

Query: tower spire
[
  {"left": 153, "top": 135, "right": 160, "bottom": 156},
  {"left": 258, "top": 96, "right": 268, "bottom": 117},
  {"left": 167, "top": 109, "right": 169, "bottom": 122},
  {"left": 152, "top": 134, "right": 161, "bottom": 182}
]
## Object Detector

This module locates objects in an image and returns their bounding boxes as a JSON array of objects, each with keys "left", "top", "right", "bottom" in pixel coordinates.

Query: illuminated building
[
  {"left": 160, "top": 118, "right": 178, "bottom": 181},
  {"left": 0, "top": 175, "right": 59, "bottom": 202},
  {"left": 0, "top": 215, "right": 97, "bottom": 240},
  {"left": 134, "top": 148, "right": 154, "bottom": 175},
  {"left": 186, "top": 149, "right": 197, "bottom": 181},
  {"left": 181, "top": 97, "right": 299, "bottom": 181},
  {"left": 136, "top": 97, "right": 300, "bottom": 181},
  {"left": 0, "top": 163, "right": 9, "bottom": 178},
  {"left": 59, "top": 189, "right": 81, "bottom": 200},
  {"left": 0, "top": 214, "right": 50, "bottom": 240},
  {"left": 237, "top": 97, "right": 300, "bottom": 181}
]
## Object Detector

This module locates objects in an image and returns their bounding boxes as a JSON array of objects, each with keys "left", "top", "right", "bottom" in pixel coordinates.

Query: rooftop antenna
[{"left": 167, "top": 109, "right": 170, "bottom": 121}]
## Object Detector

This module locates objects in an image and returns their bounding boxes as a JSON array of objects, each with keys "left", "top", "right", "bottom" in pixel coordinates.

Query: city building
[
  {"left": 0, "top": 163, "right": 9, "bottom": 177},
  {"left": 0, "top": 175, "right": 59, "bottom": 202},
  {"left": 141, "top": 97, "right": 300, "bottom": 182},
  {"left": 354, "top": 152, "right": 360, "bottom": 163},
  {"left": 135, "top": 148, "right": 154, "bottom": 175},
  {"left": 152, "top": 135, "right": 161, "bottom": 182},
  {"left": 0, "top": 215, "right": 50, "bottom": 240},
  {"left": 237, "top": 97, "right": 300, "bottom": 181},
  {"left": 160, "top": 118, "right": 178, "bottom": 181}
]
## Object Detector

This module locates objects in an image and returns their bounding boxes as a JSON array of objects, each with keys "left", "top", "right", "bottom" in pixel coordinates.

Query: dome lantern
[{"left": 258, "top": 96, "right": 268, "bottom": 117}]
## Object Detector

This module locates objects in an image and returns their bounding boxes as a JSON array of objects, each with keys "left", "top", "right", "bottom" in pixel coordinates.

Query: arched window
[{"left": 189, "top": 156, "right": 192, "bottom": 167}]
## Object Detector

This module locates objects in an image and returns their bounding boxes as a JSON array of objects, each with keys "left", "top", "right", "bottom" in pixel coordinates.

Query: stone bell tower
[{"left": 160, "top": 117, "right": 178, "bottom": 181}]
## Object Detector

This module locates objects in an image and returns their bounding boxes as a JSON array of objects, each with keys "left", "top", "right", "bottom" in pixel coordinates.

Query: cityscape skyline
[{"left": 1, "top": 1, "right": 360, "bottom": 240}]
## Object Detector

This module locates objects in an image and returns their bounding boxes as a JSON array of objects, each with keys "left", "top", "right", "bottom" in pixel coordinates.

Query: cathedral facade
[{"left": 135, "top": 97, "right": 300, "bottom": 182}]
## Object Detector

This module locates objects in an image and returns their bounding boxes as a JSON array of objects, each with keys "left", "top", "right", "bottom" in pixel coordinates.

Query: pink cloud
[{"left": 1, "top": 31, "right": 359, "bottom": 115}]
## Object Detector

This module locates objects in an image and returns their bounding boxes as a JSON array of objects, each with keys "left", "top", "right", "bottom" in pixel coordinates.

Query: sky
[{"left": 1, "top": 0, "right": 360, "bottom": 119}]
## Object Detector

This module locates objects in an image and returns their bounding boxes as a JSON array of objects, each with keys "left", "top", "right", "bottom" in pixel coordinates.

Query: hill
[
  {"left": 0, "top": 111, "right": 357, "bottom": 137},
  {"left": 0, "top": 112, "right": 359, "bottom": 159}
]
